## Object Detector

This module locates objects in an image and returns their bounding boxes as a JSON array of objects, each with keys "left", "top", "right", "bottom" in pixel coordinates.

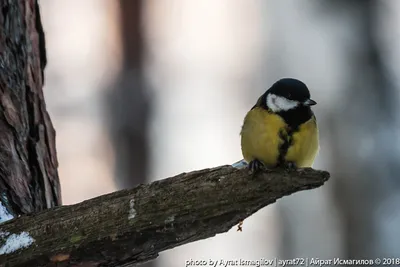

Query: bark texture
[
  {"left": 0, "top": 0, "right": 60, "bottom": 218},
  {"left": 0, "top": 166, "right": 329, "bottom": 267}
]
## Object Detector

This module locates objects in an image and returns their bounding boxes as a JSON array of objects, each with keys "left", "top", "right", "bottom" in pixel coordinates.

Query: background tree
[
  {"left": 266, "top": 1, "right": 400, "bottom": 262},
  {"left": 328, "top": 0, "right": 400, "bottom": 259},
  {"left": 106, "top": 0, "right": 150, "bottom": 191}
]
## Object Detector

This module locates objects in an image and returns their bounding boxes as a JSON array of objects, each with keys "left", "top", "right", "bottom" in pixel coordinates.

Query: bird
[{"left": 240, "top": 78, "right": 319, "bottom": 173}]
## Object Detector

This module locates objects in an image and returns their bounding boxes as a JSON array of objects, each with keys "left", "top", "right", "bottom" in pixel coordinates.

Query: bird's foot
[
  {"left": 248, "top": 159, "right": 265, "bottom": 175},
  {"left": 237, "top": 220, "right": 244, "bottom": 232}
]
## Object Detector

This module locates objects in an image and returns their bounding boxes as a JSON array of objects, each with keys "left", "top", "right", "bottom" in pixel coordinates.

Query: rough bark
[
  {"left": 0, "top": 0, "right": 60, "bottom": 218},
  {"left": 0, "top": 166, "right": 329, "bottom": 267}
]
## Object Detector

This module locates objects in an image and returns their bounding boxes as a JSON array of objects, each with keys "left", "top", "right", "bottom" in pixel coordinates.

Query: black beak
[{"left": 304, "top": 99, "right": 317, "bottom": 106}]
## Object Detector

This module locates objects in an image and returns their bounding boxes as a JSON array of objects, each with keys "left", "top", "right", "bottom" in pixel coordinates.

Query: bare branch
[{"left": 0, "top": 165, "right": 330, "bottom": 267}]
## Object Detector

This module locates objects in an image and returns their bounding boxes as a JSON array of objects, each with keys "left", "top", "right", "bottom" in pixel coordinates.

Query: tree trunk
[{"left": 0, "top": 0, "right": 60, "bottom": 220}]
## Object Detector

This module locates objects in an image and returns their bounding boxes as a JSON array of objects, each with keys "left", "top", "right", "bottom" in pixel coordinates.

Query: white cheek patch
[{"left": 266, "top": 94, "right": 298, "bottom": 112}]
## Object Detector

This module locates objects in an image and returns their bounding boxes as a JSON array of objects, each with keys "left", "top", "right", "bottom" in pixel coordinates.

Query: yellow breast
[
  {"left": 240, "top": 107, "right": 319, "bottom": 168},
  {"left": 240, "top": 107, "right": 286, "bottom": 167}
]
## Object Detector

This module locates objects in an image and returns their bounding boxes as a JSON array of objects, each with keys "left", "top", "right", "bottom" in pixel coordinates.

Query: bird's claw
[{"left": 248, "top": 159, "right": 265, "bottom": 175}]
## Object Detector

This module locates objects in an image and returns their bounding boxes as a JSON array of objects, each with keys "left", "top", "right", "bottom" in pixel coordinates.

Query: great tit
[{"left": 240, "top": 78, "right": 319, "bottom": 172}]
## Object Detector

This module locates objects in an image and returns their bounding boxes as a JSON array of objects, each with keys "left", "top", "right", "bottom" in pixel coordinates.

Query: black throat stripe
[
  {"left": 277, "top": 106, "right": 313, "bottom": 130},
  {"left": 276, "top": 106, "right": 314, "bottom": 166},
  {"left": 278, "top": 127, "right": 294, "bottom": 166}
]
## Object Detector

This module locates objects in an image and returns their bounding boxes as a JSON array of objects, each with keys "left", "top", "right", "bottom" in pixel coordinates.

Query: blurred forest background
[{"left": 40, "top": 0, "right": 400, "bottom": 266}]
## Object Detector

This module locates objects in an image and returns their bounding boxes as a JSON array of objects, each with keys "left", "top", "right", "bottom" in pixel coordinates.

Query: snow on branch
[{"left": 0, "top": 164, "right": 330, "bottom": 266}]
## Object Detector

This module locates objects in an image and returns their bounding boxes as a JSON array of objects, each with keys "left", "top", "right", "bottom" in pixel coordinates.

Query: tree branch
[{"left": 0, "top": 165, "right": 330, "bottom": 267}]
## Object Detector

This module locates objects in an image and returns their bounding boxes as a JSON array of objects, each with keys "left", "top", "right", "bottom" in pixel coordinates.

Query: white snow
[
  {"left": 231, "top": 159, "right": 248, "bottom": 169},
  {"left": 0, "top": 201, "right": 14, "bottom": 223},
  {"left": 128, "top": 198, "right": 137, "bottom": 219},
  {"left": 0, "top": 231, "right": 35, "bottom": 255}
]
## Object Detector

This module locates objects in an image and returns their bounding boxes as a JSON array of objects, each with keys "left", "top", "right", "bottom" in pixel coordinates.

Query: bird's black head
[
  {"left": 263, "top": 78, "right": 316, "bottom": 112},
  {"left": 254, "top": 78, "right": 317, "bottom": 128}
]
